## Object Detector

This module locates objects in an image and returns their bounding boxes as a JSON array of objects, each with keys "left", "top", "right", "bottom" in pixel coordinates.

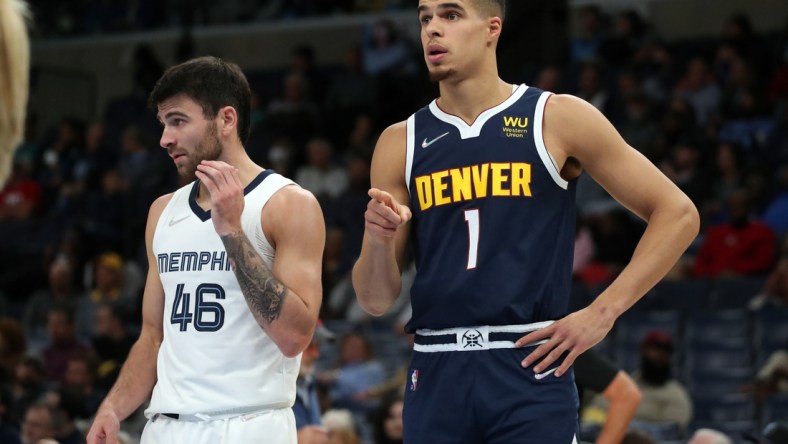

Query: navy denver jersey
[{"left": 404, "top": 85, "right": 577, "bottom": 331}]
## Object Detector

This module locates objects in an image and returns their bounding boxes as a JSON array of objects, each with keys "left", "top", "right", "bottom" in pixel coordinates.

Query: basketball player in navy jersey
[
  {"left": 352, "top": 1, "right": 699, "bottom": 443},
  {"left": 87, "top": 57, "right": 325, "bottom": 444}
]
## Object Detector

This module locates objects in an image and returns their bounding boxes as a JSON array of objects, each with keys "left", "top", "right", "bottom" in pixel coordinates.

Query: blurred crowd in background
[{"left": 1, "top": 2, "right": 788, "bottom": 444}]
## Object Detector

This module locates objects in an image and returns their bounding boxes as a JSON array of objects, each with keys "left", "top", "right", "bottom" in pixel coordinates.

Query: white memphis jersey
[{"left": 147, "top": 170, "right": 300, "bottom": 416}]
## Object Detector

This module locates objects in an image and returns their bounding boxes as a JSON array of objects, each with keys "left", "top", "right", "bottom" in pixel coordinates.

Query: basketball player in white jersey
[{"left": 87, "top": 56, "right": 325, "bottom": 444}]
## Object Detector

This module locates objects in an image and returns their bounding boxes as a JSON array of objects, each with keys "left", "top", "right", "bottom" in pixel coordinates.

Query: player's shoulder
[
  {"left": 266, "top": 183, "right": 321, "bottom": 216},
  {"left": 380, "top": 120, "right": 408, "bottom": 141},
  {"left": 149, "top": 193, "right": 174, "bottom": 218}
]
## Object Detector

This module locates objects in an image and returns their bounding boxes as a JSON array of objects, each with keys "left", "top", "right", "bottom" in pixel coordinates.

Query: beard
[
  {"left": 429, "top": 66, "right": 455, "bottom": 82},
  {"left": 178, "top": 121, "right": 223, "bottom": 181}
]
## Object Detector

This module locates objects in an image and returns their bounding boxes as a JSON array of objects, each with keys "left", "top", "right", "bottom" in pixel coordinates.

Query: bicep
[
  {"left": 268, "top": 187, "right": 326, "bottom": 312},
  {"left": 548, "top": 95, "right": 687, "bottom": 220}
]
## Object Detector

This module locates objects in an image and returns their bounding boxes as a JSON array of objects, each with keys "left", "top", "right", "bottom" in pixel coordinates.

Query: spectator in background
[
  {"left": 266, "top": 71, "right": 322, "bottom": 149},
  {"left": 41, "top": 305, "right": 90, "bottom": 383},
  {"left": 762, "top": 166, "right": 788, "bottom": 239},
  {"left": 674, "top": 56, "right": 721, "bottom": 126},
  {"left": 76, "top": 252, "right": 138, "bottom": 339},
  {"left": 23, "top": 256, "right": 82, "bottom": 350},
  {"left": 600, "top": 9, "right": 647, "bottom": 68},
  {"left": 746, "top": 421, "right": 788, "bottom": 444},
  {"left": 319, "top": 331, "right": 385, "bottom": 415},
  {"left": 630, "top": 330, "right": 693, "bottom": 437},
  {"left": 689, "top": 428, "right": 734, "bottom": 444},
  {"left": 370, "top": 393, "right": 404, "bottom": 444},
  {"left": 289, "top": 44, "right": 327, "bottom": 104},
  {"left": 753, "top": 345, "right": 788, "bottom": 402},
  {"left": 694, "top": 189, "right": 777, "bottom": 278},
  {"left": 80, "top": 168, "right": 129, "bottom": 257},
  {"left": 750, "top": 246, "right": 788, "bottom": 311},
  {"left": 703, "top": 142, "right": 746, "bottom": 226},
  {"left": 575, "top": 61, "right": 611, "bottom": 114},
  {"left": 533, "top": 66, "right": 564, "bottom": 94},
  {"left": 617, "top": 92, "right": 659, "bottom": 162},
  {"left": 44, "top": 386, "right": 85, "bottom": 444},
  {"left": 62, "top": 354, "right": 104, "bottom": 417},
  {"left": 570, "top": 4, "right": 606, "bottom": 64},
  {"left": 0, "top": 318, "right": 27, "bottom": 385},
  {"left": 20, "top": 402, "right": 58, "bottom": 444},
  {"left": 0, "top": 386, "right": 21, "bottom": 444},
  {"left": 324, "top": 47, "right": 378, "bottom": 147},
  {"left": 660, "top": 143, "right": 709, "bottom": 207},
  {"left": 320, "top": 409, "right": 361, "bottom": 444},
  {"left": 360, "top": 19, "right": 420, "bottom": 124},
  {"left": 324, "top": 156, "right": 371, "bottom": 279},
  {"left": 575, "top": 348, "right": 643, "bottom": 444},
  {"left": 0, "top": 158, "right": 41, "bottom": 222},
  {"left": 9, "top": 357, "right": 46, "bottom": 428},
  {"left": 294, "top": 323, "right": 334, "bottom": 444},
  {"left": 720, "top": 53, "right": 769, "bottom": 119},
  {"left": 295, "top": 138, "right": 349, "bottom": 203},
  {"left": 90, "top": 304, "right": 133, "bottom": 392}
]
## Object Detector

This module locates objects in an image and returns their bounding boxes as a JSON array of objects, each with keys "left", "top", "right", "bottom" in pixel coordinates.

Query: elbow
[
  {"left": 357, "top": 296, "right": 391, "bottom": 317},
  {"left": 276, "top": 331, "right": 313, "bottom": 358},
  {"left": 680, "top": 197, "right": 701, "bottom": 239},
  {"left": 664, "top": 196, "right": 700, "bottom": 247},
  {"left": 630, "top": 387, "right": 644, "bottom": 409}
]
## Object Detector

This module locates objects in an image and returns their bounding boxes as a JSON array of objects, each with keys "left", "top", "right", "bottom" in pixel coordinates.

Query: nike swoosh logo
[
  {"left": 168, "top": 215, "right": 190, "bottom": 227},
  {"left": 422, "top": 132, "right": 450, "bottom": 148},
  {"left": 534, "top": 368, "right": 557, "bottom": 380}
]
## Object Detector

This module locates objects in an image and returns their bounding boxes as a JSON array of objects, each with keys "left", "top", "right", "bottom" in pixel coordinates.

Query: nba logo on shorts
[{"left": 410, "top": 369, "right": 419, "bottom": 391}]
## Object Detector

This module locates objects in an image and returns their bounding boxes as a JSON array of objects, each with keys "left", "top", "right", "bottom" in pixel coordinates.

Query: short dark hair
[
  {"left": 149, "top": 56, "right": 252, "bottom": 144},
  {"left": 473, "top": 0, "right": 506, "bottom": 21}
]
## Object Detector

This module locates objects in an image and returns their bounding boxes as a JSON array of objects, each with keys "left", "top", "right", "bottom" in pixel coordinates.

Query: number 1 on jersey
[{"left": 464, "top": 209, "right": 480, "bottom": 269}]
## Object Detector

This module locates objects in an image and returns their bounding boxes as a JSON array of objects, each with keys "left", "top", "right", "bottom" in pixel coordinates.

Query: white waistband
[
  {"left": 150, "top": 403, "right": 289, "bottom": 422},
  {"left": 413, "top": 321, "right": 554, "bottom": 353}
]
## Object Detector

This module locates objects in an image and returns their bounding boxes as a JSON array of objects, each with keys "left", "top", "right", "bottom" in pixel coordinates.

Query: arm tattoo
[{"left": 220, "top": 231, "right": 287, "bottom": 325}]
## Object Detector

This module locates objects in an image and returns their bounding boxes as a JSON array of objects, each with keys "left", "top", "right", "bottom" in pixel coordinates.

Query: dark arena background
[{"left": 1, "top": 0, "right": 787, "bottom": 443}]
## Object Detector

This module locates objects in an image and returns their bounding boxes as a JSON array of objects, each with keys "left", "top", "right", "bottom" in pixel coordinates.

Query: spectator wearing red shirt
[{"left": 694, "top": 189, "right": 777, "bottom": 277}]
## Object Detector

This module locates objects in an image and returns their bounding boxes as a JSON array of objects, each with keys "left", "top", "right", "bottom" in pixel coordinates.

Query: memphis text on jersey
[
  {"left": 413, "top": 162, "right": 532, "bottom": 211},
  {"left": 157, "top": 250, "right": 232, "bottom": 274}
]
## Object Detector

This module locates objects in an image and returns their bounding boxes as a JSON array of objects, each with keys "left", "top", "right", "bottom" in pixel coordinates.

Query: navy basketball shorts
[{"left": 403, "top": 334, "right": 579, "bottom": 443}]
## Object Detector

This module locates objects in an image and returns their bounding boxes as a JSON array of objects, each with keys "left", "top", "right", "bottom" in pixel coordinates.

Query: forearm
[
  {"left": 596, "top": 373, "right": 641, "bottom": 444},
  {"left": 593, "top": 201, "right": 699, "bottom": 318},
  {"left": 99, "top": 333, "right": 160, "bottom": 420},
  {"left": 220, "top": 230, "right": 314, "bottom": 355},
  {"left": 352, "top": 233, "right": 403, "bottom": 316}
]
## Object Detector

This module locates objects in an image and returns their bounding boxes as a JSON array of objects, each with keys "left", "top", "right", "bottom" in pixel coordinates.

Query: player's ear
[
  {"left": 488, "top": 16, "right": 502, "bottom": 42},
  {"left": 217, "top": 106, "right": 238, "bottom": 137}
]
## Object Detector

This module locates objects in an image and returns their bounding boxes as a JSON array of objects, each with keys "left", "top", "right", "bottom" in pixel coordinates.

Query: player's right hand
[
  {"left": 86, "top": 408, "right": 121, "bottom": 444},
  {"left": 365, "top": 188, "right": 411, "bottom": 240},
  {"left": 297, "top": 425, "right": 330, "bottom": 444}
]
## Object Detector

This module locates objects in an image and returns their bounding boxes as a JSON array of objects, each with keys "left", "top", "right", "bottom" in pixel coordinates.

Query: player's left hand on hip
[{"left": 516, "top": 309, "right": 611, "bottom": 378}]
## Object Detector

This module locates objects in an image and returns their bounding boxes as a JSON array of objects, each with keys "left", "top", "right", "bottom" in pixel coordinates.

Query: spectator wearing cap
[
  {"left": 75, "top": 252, "right": 138, "bottom": 339},
  {"left": 630, "top": 330, "right": 693, "bottom": 434},
  {"left": 294, "top": 321, "right": 335, "bottom": 444}
]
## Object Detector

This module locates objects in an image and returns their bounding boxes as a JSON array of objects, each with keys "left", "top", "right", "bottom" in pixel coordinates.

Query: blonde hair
[{"left": 0, "top": 0, "right": 30, "bottom": 186}]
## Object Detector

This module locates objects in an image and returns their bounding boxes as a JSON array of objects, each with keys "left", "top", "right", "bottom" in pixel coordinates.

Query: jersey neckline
[
  {"left": 188, "top": 169, "right": 273, "bottom": 222},
  {"left": 428, "top": 84, "right": 528, "bottom": 140}
]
